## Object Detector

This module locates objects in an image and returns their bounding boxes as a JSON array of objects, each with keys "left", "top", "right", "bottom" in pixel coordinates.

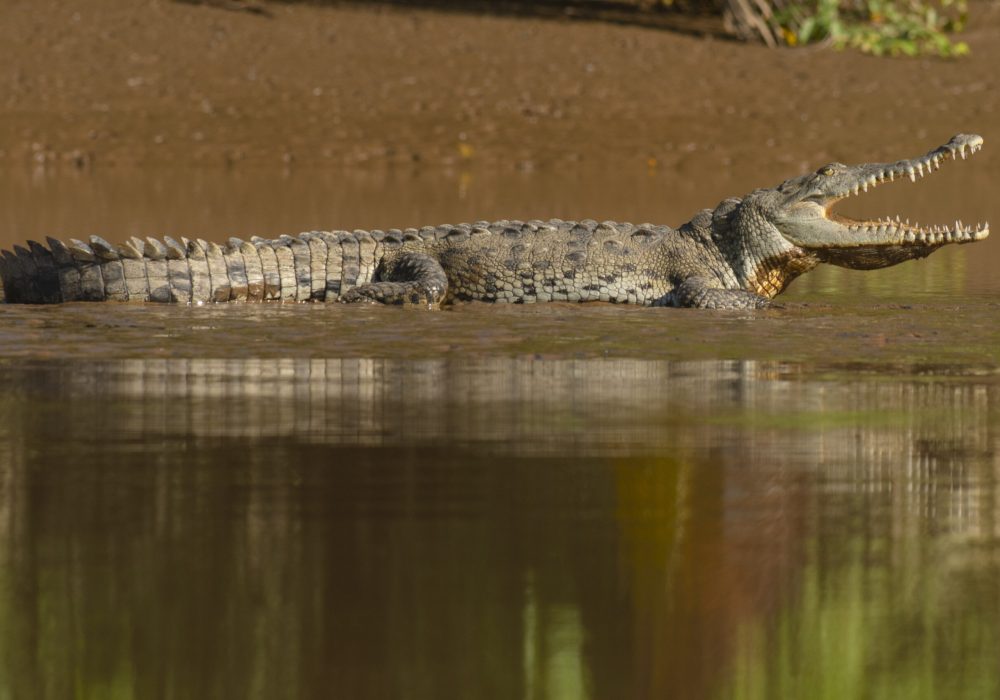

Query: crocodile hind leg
[{"left": 340, "top": 253, "right": 448, "bottom": 307}]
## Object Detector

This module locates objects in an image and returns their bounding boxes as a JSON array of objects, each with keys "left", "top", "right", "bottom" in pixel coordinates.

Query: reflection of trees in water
[{"left": 0, "top": 358, "right": 997, "bottom": 698}]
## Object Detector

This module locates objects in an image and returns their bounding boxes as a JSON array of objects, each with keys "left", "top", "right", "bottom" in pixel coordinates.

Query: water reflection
[{"left": 0, "top": 358, "right": 997, "bottom": 698}]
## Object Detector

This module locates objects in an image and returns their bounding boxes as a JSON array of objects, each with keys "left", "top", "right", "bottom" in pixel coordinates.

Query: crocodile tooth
[
  {"left": 960, "top": 145, "right": 968, "bottom": 159},
  {"left": 904, "top": 231, "right": 916, "bottom": 243},
  {"left": 853, "top": 184, "right": 860, "bottom": 196},
  {"left": 907, "top": 168, "right": 916, "bottom": 182},
  {"left": 862, "top": 182, "right": 869, "bottom": 193}
]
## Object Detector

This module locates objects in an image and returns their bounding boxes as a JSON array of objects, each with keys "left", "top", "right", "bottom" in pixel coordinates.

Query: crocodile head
[{"left": 724, "top": 134, "right": 990, "bottom": 296}]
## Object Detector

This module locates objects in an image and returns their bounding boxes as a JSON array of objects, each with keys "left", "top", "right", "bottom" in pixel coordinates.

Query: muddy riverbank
[{"left": 3, "top": 0, "right": 1000, "bottom": 172}]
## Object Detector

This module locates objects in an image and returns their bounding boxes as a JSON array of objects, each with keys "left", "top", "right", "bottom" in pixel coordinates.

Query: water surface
[{"left": 1, "top": 357, "right": 999, "bottom": 699}]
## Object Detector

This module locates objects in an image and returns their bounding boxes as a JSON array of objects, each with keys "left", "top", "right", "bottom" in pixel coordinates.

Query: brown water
[{"left": 1, "top": 165, "right": 999, "bottom": 699}]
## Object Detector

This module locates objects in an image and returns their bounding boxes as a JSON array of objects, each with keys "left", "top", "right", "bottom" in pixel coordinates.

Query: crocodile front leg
[
  {"left": 669, "top": 276, "right": 770, "bottom": 309},
  {"left": 340, "top": 253, "right": 449, "bottom": 307}
]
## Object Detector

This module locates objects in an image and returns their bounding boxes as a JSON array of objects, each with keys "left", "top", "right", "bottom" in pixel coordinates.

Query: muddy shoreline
[{"left": 2, "top": 0, "right": 1000, "bottom": 171}]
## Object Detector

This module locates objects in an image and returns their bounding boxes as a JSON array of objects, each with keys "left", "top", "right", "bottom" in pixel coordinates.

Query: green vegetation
[
  {"left": 538, "top": 0, "right": 972, "bottom": 56},
  {"left": 777, "top": 0, "right": 969, "bottom": 55}
]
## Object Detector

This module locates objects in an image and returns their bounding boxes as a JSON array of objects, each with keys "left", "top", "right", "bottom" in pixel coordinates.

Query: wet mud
[{"left": 1, "top": 298, "right": 999, "bottom": 367}]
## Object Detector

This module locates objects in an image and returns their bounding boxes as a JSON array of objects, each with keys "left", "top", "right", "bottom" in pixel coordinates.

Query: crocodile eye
[{"left": 819, "top": 165, "right": 836, "bottom": 176}]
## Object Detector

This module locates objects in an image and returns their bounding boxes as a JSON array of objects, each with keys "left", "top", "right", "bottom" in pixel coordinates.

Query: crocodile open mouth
[{"left": 825, "top": 134, "right": 989, "bottom": 245}]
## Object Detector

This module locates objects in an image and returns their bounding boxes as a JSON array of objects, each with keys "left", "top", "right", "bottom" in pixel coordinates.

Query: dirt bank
[{"left": 2, "top": 0, "right": 999, "bottom": 172}]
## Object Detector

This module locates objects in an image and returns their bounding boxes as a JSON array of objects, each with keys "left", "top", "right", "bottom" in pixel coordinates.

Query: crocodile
[{"left": 0, "top": 134, "right": 989, "bottom": 309}]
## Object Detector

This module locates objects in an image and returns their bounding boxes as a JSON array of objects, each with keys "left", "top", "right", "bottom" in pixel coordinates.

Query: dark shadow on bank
[{"left": 175, "top": 0, "right": 732, "bottom": 39}]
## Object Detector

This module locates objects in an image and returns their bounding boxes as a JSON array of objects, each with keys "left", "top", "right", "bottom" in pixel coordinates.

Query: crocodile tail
[
  {"left": 0, "top": 235, "right": 243, "bottom": 304},
  {"left": 0, "top": 232, "right": 366, "bottom": 304}
]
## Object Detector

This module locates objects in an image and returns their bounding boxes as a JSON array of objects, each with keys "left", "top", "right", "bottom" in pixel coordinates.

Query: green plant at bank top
[{"left": 772, "top": 0, "right": 969, "bottom": 56}]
